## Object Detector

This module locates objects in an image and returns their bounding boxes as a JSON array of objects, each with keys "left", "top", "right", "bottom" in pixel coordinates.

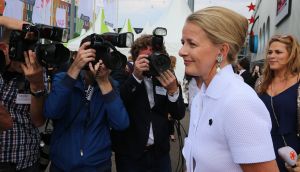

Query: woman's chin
[{"left": 185, "top": 70, "right": 196, "bottom": 76}]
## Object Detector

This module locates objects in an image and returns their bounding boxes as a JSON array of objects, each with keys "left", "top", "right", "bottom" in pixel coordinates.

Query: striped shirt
[{"left": 0, "top": 74, "right": 40, "bottom": 170}]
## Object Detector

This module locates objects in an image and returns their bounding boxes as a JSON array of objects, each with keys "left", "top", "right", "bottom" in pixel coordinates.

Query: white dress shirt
[
  {"left": 133, "top": 74, "right": 179, "bottom": 145},
  {"left": 182, "top": 65, "right": 275, "bottom": 172}
]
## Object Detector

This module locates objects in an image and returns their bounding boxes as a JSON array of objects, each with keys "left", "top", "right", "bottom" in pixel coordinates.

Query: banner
[
  {"left": 77, "top": 0, "right": 93, "bottom": 21},
  {"left": 103, "top": 0, "right": 117, "bottom": 28},
  {"left": 19, "top": 0, "right": 36, "bottom": 5},
  {"left": 32, "top": 0, "right": 52, "bottom": 25},
  {"left": 56, "top": 8, "right": 66, "bottom": 28},
  {"left": 3, "top": 0, "right": 24, "bottom": 20}
]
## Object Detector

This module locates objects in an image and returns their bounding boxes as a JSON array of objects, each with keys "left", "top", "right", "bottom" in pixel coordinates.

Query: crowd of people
[{"left": 0, "top": 5, "right": 300, "bottom": 172}]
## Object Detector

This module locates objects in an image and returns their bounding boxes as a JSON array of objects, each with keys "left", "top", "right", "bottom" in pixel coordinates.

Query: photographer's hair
[
  {"left": 186, "top": 6, "right": 248, "bottom": 63},
  {"left": 238, "top": 57, "right": 250, "bottom": 71},
  {"left": 257, "top": 34, "right": 300, "bottom": 94},
  {"left": 0, "top": 27, "right": 12, "bottom": 44},
  {"left": 80, "top": 34, "right": 92, "bottom": 46},
  {"left": 130, "top": 34, "right": 167, "bottom": 61},
  {"left": 170, "top": 55, "right": 177, "bottom": 70}
]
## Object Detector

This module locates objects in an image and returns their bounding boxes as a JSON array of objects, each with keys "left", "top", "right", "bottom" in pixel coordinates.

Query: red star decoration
[
  {"left": 247, "top": 2, "right": 256, "bottom": 11},
  {"left": 290, "top": 151, "right": 296, "bottom": 160},
  {"left": 248, "top": 16, "right": 255, "bottom": 24},
  {"left": 249, "top": 31, "right": 254, "bottom": 36}
]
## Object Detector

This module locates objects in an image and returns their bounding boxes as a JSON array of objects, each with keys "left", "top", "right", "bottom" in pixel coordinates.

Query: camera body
[
  {"left": 8, "top": 23, "right": 70, "bottom": 69},
  {"left": 144, "top": 27, "right": 171, "bottom": 77},
  {"left": 82, "top": 32, "right": 134, "bottom": 70}
]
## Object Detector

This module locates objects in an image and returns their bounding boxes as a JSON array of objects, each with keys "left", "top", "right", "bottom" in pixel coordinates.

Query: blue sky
[{"left": 118, "top": 0, "right": 254, "bottom": 28}]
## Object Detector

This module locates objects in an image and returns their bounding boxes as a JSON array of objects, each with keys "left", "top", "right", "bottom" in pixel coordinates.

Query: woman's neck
[
  {"left": 273, "top": 68, "right": 291, "bottom": 82},
  {"left": 204, "top": 62, "right": 229, "bottom": 87}
]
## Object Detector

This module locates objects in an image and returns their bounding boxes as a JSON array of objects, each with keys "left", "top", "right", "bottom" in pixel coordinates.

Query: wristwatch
[{"left": 30, "top": 89, "right": 47, "bottom": 98}]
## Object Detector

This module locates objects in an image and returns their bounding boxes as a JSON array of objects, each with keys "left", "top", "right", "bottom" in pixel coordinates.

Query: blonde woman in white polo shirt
[{"left": 179, "top": 6, "right": 279, "bottom": 172}]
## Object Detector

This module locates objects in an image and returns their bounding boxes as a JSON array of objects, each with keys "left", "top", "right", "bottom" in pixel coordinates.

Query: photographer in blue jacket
[{"left": 44, "top": 38, "right": 129, "bottom": 172}]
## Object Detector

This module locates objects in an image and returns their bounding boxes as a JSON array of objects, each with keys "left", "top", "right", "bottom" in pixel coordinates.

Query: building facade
[{"left": 250, "top": 0, "right": 300, "bottom": 63}]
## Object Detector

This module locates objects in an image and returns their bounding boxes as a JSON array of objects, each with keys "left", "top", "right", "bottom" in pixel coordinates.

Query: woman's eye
[{"left": 190, "top": 42, "right": 197, "bottom": 47}]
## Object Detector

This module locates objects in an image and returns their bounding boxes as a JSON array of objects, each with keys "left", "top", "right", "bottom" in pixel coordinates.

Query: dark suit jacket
[
  {"left": 111, "top": 75, "right": 185, "bottom": 158},
  {"left": 241, "top": 70, "right": 256, "bottom": 88}
]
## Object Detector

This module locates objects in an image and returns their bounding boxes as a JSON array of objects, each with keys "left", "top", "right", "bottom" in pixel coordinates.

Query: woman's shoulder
[{"left": 225, "top": 80, "right": 262, "bottom": 106}]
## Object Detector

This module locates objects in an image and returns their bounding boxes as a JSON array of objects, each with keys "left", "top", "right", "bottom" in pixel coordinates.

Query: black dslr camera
[
  {"left": 82, "top": 32, "right": 134, "bottom": 70},
  {"left": 8, "top": 23, "right": 70, "bottom": 69},
  {"left": 144, "top": 27, "right": 171, "bottom": 77}
]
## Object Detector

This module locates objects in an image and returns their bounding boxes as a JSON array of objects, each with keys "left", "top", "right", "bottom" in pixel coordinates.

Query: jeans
[
  {"left": 115, "top": 151, "right": 172, "bottom": 172},
  {"left": 0, "top": 162, "right": 39, "bottom": 172}
]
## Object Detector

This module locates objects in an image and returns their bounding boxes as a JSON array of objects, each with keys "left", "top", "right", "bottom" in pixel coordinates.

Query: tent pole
[
  {"left": 70, "top": 0, "right": 75, "bottom": 38},
  {"left": 188, "top": 0, "right": 194, "bottom": 12}
]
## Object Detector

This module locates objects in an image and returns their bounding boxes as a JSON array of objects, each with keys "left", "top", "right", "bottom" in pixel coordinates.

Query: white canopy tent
[
  {"left": 117, "top": 18, "right": 138, "bottom": 59},
  {"left": 137, "top": 0, "right": 192, "bottom": 85}
]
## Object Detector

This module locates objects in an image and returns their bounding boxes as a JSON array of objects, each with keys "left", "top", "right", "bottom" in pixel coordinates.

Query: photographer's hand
[
  {"left": 21, "top": 50, "right": 44, "bottom": 90},
  {"left": 133, "top": 54, "right": 149, "bottom": 80},
  {"left": 156, "top": 70, "right": 179, "bottom": 95},
  {"left": 89, "top": 60, "right": 112, "bottom": 95},
  {"left": 20, "top": 50, "right": 45, "bottom": 127},
  {"left": 286, "top": 155, "right": 300, "bottom": 172},
  {"left": 0, "top": 16, "right": 28, "bottom": 31},
  {"left": 68, "top": 42, "right": 96, "bottom": 79}
]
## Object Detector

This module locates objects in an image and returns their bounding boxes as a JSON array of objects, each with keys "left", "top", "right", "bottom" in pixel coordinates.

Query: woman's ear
[{"left": 219, "top": 43, "right": 230, "bottom": 58}]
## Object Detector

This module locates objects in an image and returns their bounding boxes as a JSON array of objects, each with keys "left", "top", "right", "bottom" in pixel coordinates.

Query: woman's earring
[{"left": 216, "top": 54, "right": 223, "bottom": 73}]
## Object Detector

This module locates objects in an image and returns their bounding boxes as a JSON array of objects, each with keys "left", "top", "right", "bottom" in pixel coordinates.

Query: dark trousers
[
  {"left": 168, "top": 119, "right": 175, "bottom": 135},
  {"left": 0, "top": 162, "right": 39, "bottom": 172},
  {"left": 50, "top": 161, "right": 111, "bottom": 172},
  {"left": 115, "top": 151, "right": 171, "bottom": 172}
]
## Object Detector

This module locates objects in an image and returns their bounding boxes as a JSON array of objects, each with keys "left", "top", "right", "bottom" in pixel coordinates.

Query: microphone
[{"left": 278, "top": 146, "right": 298, "bottom": 168}]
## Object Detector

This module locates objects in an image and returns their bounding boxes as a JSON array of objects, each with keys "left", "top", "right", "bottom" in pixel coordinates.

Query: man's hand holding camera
[
  {"left": 67, "top": 42, "right": 96, "bottom": 79},
  {"left": 156, "top": 70, "right": 179, "bottom": 95},
  {"left": 21, "top": 50, "right": 44, "bottom": 91},
  {"left": 89, "top": 59, "right": 112, "bottom": 95},
  {"left": 133, "top": 54, "right": 149, "bottom": 80}
]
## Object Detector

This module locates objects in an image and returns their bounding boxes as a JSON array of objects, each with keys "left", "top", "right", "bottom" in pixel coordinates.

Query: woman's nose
[{"left": 179, "top": 45, "right": 187, "bottom": 58}]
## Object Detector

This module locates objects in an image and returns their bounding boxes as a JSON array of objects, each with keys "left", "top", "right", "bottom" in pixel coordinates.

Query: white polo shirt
[{"left": 183, "top": 65, "right": 275, "bottom": 172}]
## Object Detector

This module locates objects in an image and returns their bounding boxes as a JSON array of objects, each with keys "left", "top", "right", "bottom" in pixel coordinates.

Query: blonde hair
[
  {"left": 257, "top": 35, "right": 300, "bottom": 94},
  {"left": 186, "top": 6, "right": 248, "bottom": 63}
]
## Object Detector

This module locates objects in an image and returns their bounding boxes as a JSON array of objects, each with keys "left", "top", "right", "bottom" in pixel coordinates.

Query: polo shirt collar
[{"left": 201, "top": 64, "right": 233, "bottom": 99}]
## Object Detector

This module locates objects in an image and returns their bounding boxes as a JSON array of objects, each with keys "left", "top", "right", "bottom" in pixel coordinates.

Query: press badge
[
  {"left": 16, "top": 94, "right": 31, "bottom": 104},
  {"left": 155, "top": 86, "right": 167, "bottom": 95}
]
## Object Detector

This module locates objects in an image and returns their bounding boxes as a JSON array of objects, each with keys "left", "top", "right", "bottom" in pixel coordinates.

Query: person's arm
[
  {"left": 44, "top": 42, "right": 95, "bottom": 119},
  {"left": 20, "top": 50, "right": 45, "bottom": 127},
  {"left": 120, "top": 54, "right": 149, "bottom": 106},
  {"left": 156, "top": 70, "right": 186, "bottom": 120},
  {"left": 0, "top": 103, "right": 13, "bottom": 131},
  {"left": 89, "top": 60, "right": 129, "bottom": 130},
  {"left": 0, "top": 16, "right": 27, "bottom": 30},
  {"left": 223, "top": 93, "right": 279, "bottom": 172},
  {"left": 240, "top": 160, "right": 279, "bottom": 172},
  {"left": 286, "top": 157, "right": 300, "bottom": 172}
]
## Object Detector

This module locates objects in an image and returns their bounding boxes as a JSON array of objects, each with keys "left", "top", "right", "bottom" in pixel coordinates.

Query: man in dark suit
[
  {"left": 111, "top": 35, "right": 185, "bottom": 172},
  {"left": 237, "top": 57, "right": 256, "bottom": 88}
]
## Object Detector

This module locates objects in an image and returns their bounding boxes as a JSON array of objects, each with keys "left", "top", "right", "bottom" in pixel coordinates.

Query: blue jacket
[{"left": 44, "top": 72, "right": 129, "bottom": 172}]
